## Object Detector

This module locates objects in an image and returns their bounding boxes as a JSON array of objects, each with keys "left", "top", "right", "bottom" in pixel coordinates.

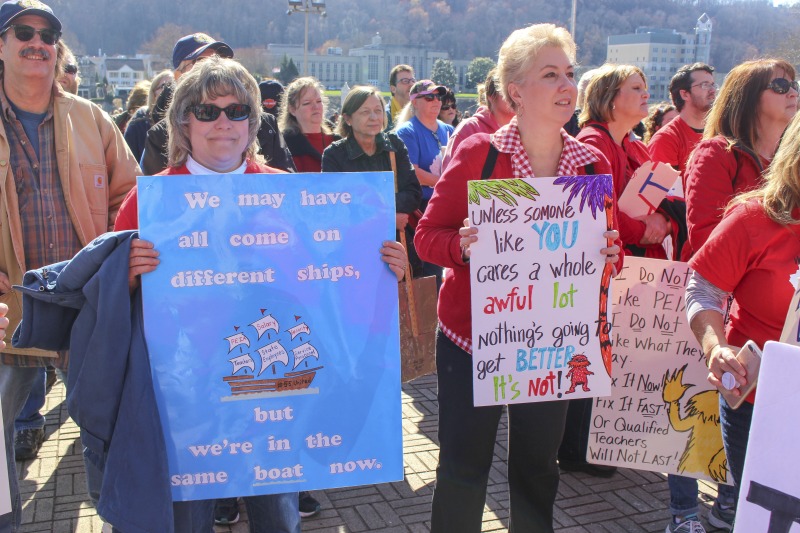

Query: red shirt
[
  {"left": 683, "top": 136, "right": 768, "bottom": 260},
  {"left": 648, "top": 115, "right": 703, "bottom": 182},
  {"left": 415, "top": 120, "right": 620, "bottom": 353},
  {"left": 577, "top": 122, "right": 651, "bottom": 248},
  {"left": 292, "top": 132, "right": 335, "bottom": 173},
  {"left": 114, "top": 160, "right": 284, "bottom": 231},
  {"left": 690, "top": 201, "right": 800, "bottom": 400}
]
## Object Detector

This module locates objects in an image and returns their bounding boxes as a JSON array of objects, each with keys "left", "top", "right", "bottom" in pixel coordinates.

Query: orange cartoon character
[{"left": 565, "top": 353, "right": 593, "bottom": 393}]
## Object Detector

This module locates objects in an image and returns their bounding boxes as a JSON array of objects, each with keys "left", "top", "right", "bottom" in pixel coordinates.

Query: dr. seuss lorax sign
[
  {"left": 137, "top": 172, "right": 403, "bottom": 501},
  {"left": 468, "top": 175, "right": 615, "bottom": 406}
]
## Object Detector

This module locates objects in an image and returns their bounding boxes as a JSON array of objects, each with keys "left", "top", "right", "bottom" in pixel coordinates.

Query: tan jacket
[{"left": 0, "top": 85, "right": 140, "bottom": 356}]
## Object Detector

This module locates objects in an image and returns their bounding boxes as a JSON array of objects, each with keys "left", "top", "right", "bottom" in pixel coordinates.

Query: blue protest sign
[{"left": 137, "top": 171, "right": 402, "bottom": 501}]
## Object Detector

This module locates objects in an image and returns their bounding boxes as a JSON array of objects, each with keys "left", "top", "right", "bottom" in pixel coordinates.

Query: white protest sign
[
  {"left": 734, "top": 341, "right": 800, "bottom": 533},
  {"left": 617, "top": 161, "right": 680, "bottom": 219},
  {"left": 589, "top": 257, "right": 729, "bottom": 482},
  {"left": 779, "top": 267, "right": 800, "bottom": 347},
  {"left": 468, "top": 175, "right": 614, "bottom": 406}
]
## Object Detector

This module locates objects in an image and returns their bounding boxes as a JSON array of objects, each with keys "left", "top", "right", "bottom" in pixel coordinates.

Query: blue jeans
[
  {"left": 668, "top": 474, "right": 736, "bottom": 516},
  {"left": 108, "top": 499, "right": 215, "bottom": 533},
  {"left": 0, "top": 365, "right": 43, "bottom": 532},
  {"left": 14, "top": 367, "right": 46, "bottom": 432},
  {"left": 719, "top": 396, "right": 753, "bottom": 504},
  {"left": 243, "top": 492, "right": 300, "bottom": 533}
]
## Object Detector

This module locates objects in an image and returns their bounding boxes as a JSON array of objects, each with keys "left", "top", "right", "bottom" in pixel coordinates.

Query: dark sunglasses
[
  {"left": 441, "top": 104, "right": 457, "bottom": 111},
  {"left": 189, "top": 103, "right": 252, "bottom": 122},
  {"left": 63, "top": 64, "right": 78, "bottom": 75},
  {"left": 1, "top": 24, "right": 61, "bottom": 46},
  {"left": 420, "top": 94, "right": 442, "bottom": 102},
  {"left": 767, "top": 78, "right": 799, "bottom": 95}
]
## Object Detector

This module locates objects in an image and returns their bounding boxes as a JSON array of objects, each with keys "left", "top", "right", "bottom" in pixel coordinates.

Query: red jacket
[
  {"left": 114, "top": 161, "right": 284, "bottom": 231},
  {"left": 682, "top": 136, "right": 766, "bottom": 260},
  {"left": 577, "top": 122, "right": 652, "bottom": 249},
  {"left": 414, "top": 133, "right": 621, "bottom": 349}
]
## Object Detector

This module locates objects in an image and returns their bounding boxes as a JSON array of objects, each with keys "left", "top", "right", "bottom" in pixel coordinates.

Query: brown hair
[
  {"left": 579, "top": 63, "right": 647, "bottom": 127},
  {"left": 167, "top": 56, "right": 263, "bottom": 168},
  {"left": 337, "top": 85, "right": 386, "bottom": 137},
  {"left": 278, "top": 76, "right": 331, "bottom": 135},
  {"left": 704, "top": 58, "right": 796, "bottom": 155},
  {"left": 643, "top": 103, "right": 676, "bottom": 143}
]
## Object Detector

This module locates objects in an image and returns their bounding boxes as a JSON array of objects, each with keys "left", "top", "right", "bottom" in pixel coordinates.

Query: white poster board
[
  {"left": 468, "top": 175, "right": 614, "bottom": 406},
  {"left": 617, "top": 161, "right": 680, "bottom": 218},
  {"left": 734, "top": 341, "right": 800, "bottom": 533},
  {"left": 589, "top": 257, "right": 729, "bottom": 482}
]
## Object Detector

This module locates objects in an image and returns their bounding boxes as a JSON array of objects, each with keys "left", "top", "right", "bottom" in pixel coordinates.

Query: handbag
[{"left": 390, "top": 150, "right": 438, "bottom": 381}]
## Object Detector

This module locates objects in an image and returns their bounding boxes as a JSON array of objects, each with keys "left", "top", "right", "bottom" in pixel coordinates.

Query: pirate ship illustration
[{"left": 221, "top": 310, "right": 323, "bottom": 401}]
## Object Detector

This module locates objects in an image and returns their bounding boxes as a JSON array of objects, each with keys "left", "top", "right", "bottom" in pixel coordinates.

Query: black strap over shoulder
[{"left": 481, "top": 144, "right": 499, "bottom": 180}]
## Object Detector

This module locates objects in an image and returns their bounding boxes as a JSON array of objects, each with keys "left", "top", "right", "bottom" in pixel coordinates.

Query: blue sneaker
[{"left": 666, "top": 514, "right": 706, "bottom": 533}]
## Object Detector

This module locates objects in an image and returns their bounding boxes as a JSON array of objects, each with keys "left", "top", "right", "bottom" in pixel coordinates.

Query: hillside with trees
[{"left": 51, "top": 0, "right": 799, "bottom": 73}]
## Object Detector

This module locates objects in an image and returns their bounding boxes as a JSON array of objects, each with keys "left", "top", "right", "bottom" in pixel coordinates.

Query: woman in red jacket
[
  {"left": 415, "top": 24, "right": 621, "bottom": 533},
  {"left": 683, "top": 58, "right": 798, "bottom": 260},
  {"left": 577, "top": 64, "right": 672, "bottom": 258}
]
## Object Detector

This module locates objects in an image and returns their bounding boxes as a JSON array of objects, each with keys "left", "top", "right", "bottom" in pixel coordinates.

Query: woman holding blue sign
[
  {"left": 415, "top": 24, "right": 622, "bottom": 533},
  {"left": 119, "top": 57, "right": 407, "bottom": 533}
]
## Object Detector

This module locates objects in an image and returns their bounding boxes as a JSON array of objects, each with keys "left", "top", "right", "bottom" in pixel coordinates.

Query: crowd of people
[{"left": 0, "top": 0, "right": 796, "bottom": 532}]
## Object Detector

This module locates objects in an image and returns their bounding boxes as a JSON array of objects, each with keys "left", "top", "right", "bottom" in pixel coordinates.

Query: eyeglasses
[
  {"left": 420, "top": 94, "right": 442, "bottom": 102},
  {"left": 189, "top": 103, "right": 252, "bottom": 122},
  {"left": 690, "top": 81, "right": 717, "bottom": 91},
  {"left": 767, "top": 78, "right": 800, "bottom": 95},
  {"left": 177, "top": 56, "right": 210, "bottom": 74},
  {"left": 63, "top": 64, "right": 78, "bottom": 75},
  {"left": 0, "top": 24, "right": 61, "bottom": 46},
  {"left": 441, "top": 104, "right": 457, "bottom": 111},
  {"left": 396, "top": 77, "right": 416, "bottom": 86}
]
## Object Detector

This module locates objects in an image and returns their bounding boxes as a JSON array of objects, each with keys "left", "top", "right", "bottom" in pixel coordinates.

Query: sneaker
[
  {"left": 666, "top": 514, "right": 706, "bottom": 533},
  {"left": 213, "top": 497, "right": 240, "bottom": 526},
  {"left": 299, "top": 491, "right": 321, "bottom": 518},
  {"left": 14, "top": 428, "right": 45, "bottom": 461},
  {"left": 708, "top": 502, "right": 734, "bottom": 531}
]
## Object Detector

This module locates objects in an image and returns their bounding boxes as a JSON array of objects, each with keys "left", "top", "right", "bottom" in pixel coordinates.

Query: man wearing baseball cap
[
  {"left": 0, "top": 1, "right": 139, "bottom": 531},
  {"left": 140, "top": 33, "right": 234, "bottom": 175},
  {"left": 141, "top": 35, "right": 295, "bottom": 174},
  {"left": 395, "top": 79, "right": 453, "bottom": 282}
]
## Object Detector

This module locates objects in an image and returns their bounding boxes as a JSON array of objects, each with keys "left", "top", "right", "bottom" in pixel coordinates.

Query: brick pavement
[{"left": 17, "top": 374, "right": 726, "bottom": 532}]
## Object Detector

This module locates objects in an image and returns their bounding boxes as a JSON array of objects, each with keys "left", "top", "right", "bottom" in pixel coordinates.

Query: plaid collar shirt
[
  {"left": 0, "top": 82, "right": 79, "bottom": 368},
  {"left": 490, "top": 116, "right": 599, "bottom": 178}
]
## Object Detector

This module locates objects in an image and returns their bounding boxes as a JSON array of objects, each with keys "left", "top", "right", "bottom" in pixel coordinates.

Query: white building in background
[
  {"left": 269, "top": 33, "right": 451, "bottom": 91},
  {"left": 606, "top": 13, "right": 712, "bottom": 102}
]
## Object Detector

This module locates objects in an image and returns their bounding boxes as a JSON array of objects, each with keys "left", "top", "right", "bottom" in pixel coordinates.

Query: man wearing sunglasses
[
  {"left": 0, "top": 1, "right": 139, "bottom": 531},
  {"left": 141, "top": 33, "right": 295, "bottom": 176},
  {"left": 385, "top": 64, "right": 415, "bottom": 131}
]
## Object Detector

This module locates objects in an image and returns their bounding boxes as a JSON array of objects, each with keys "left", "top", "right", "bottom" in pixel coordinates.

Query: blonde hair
[
  {"left": 278, "top": 77, "right": 331, "bottom": 135},
  {"left": 167, "top": 56, "right": 263, "bottom": 168},
  {"left": 497, "top": 23, "right": 576, "bottom": 111},
  {"left": 705, "top": 58, "right": 796, "bottom": 155},
  {"left": 579, "top": 63, "right": 647, "bottom": 127},
  {"left": 126, "top": 80, "right": 151, "bottom": 114},
  {"left": 735, "top": 111, "right": 800, "bottom": 225}
]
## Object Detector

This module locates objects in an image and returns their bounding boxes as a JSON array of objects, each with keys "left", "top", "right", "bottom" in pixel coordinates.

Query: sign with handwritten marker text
[
  {"left": 589, "top": 257, "right": 729, "bottom": 482},
  {"left": 467, "top": 175, "right": 614, "bottom": 406},
  {"left": 734, "top": 341, "right": 800, "bottom": 533},
  {"left": 617, "top": 161, "right": 680, "bottom": 219},
  {"left": 138, "top": 172, "right": 403, "bottom": 501}
]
